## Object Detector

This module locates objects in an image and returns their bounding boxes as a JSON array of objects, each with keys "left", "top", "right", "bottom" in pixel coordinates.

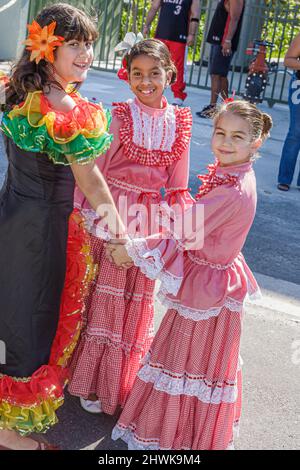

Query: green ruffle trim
[{"left": 1, "top": 109, "right": 113, "bottom": 166}]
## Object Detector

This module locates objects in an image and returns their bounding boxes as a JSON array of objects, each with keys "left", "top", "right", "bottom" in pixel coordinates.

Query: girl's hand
[{"left": 105, "top": 243, "right": 134, "bottom": 269}]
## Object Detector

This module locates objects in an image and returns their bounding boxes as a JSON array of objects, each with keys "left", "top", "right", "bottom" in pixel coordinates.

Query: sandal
[{"left": 277, "top": 183, "right": 290, "bottom": 191}]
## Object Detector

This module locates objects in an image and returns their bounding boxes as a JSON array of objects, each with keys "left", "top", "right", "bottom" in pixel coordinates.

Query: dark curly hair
[{"left": 5, "top": 3, "right": 98, "bottom": 109}]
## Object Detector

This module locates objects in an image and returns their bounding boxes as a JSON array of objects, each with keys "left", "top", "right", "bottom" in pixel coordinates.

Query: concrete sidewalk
[{"left": 0, "top": 64, "right": 299, "bottom": 450}]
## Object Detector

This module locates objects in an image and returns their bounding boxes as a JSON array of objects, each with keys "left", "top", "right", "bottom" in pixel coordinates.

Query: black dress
[
  {"left": 0, "top": 136, "right": 74, "bottom": 378},
  {"left": 0, "top": 88, "right": 112, "bottom": 435}
]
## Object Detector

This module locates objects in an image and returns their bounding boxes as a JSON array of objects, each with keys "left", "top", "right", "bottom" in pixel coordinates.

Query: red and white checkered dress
[
  {"left": 68, "top": 97, "right": 193, "bottom": 414},
  {"left": 112, "top": 161, "right": 260, "bottom": 449}
]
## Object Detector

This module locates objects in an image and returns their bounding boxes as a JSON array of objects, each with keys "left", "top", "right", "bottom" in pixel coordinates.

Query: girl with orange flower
[{"left": 0, "top": 3, "right": 124, "bottom": 450}]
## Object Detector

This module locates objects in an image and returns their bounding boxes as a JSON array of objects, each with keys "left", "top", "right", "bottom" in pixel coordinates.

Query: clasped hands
[{"left": 105, "top": 238, "right": 134, "bottom": 270}]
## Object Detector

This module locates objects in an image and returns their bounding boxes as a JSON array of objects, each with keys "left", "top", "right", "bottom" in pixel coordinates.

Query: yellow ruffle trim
[{"left": 0, "top": 398, "right": 63, "bottom": 436}]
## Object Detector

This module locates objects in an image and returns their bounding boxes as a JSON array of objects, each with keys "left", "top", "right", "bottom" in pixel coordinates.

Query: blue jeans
[{"left": 278, "top": 74, "right": 300, "bottom": 186}]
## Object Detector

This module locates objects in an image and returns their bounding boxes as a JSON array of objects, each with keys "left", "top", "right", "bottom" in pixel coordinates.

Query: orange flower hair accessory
[{"left": 23, "top": 20, "right": 65, "bottom": 64}]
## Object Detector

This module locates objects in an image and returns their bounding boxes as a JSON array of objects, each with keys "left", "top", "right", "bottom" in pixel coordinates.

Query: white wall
[{"left": 0, "top": 0, "right": 30, "bottom": 61}]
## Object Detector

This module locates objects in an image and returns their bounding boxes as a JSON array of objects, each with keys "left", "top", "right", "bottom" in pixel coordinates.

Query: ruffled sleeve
[
  {"left": 1, "top": 91, "right": 113, "bottom": 165},
  {"left": 125, "top": 185, "right": 243, "bottom": 295}
]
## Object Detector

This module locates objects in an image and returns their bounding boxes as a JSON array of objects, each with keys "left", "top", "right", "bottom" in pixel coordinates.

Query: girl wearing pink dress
[
  {"left": 68, "top": 38, "right": 194, "bottom": 414},
  {"left": 109, "top": 100, "right": 273, "bottom": 450}
]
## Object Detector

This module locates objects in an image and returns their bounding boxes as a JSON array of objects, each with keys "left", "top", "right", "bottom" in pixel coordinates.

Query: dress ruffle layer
[
  {"left": 0, "top": 210, "right": 97, "bottom": 435},
  {"left": 112, "top": 307, "right": 243, "bottom": 450},
  {"left": 1, "top": 91, "right": 112, "bottom": 165}
]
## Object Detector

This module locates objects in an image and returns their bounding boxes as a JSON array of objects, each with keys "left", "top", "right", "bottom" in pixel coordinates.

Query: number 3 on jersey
[{"left": 174, "top": 5, "right": 182, "bottom": 15}]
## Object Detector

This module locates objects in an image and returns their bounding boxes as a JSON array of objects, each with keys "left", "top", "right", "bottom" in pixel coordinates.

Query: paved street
[{"left": 0, "top": 66, "right": 299, "bottom": 450}]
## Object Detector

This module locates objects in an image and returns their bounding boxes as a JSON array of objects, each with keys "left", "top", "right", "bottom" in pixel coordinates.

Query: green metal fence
[{"left": 28, "top": 0, "right": 300, "bottom": 106}]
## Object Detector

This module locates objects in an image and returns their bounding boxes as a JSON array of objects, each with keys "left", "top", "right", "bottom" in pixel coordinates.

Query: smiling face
[
  {"left": 128, "top": 54, "right": 172, "bottom": 108},
  {"left": 53, "top": 38, "right": 94, "bottom": 88},
  {"left": 211, "top": 112, "right": 262, "bottom": 167}
]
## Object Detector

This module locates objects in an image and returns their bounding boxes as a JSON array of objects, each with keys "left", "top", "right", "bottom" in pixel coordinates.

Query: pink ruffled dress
[
  {"left": 68, "top": 96, "right": 194, "bottom": 414},
  {"left": 112, "top": 160, "right": 260, "bottom": 449}
]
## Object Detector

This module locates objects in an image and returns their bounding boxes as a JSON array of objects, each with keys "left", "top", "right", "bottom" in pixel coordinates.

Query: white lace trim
[
  {"left": 246, "top": 288, "right": 262, "bottom": 301},
  {"left": 238, "top": 355, "right": 243, "bottom": 371},
  {"left": 226, "top": 442, "right": 235, "bottom": 450},
  {"left": 112, "top": 425, "right": 162, "bottom": 450},
  {"left": 137, "top": 359, "right": 238, "bottom": 404},
  {"left": 126, "top": 239, "right": 182, "bottom": 296},
  {"left": 130, "top": 100, "right": 176, "bottom": 152},
  {"left": 187, "top": 251, "right": 235, "bottom": 270},
  {"left": 227, "top": 420, "right": 240, "bottom": 450},
  {"left": 94, "top": 284, "right": 154, "bottom": 302},
  {"left": 82, "top": 329, "right": 154, "bottom": 355},
  {"left": 158, "top": 289, "right": 244, "bottom": 321},
  {"left": 75, "top": 207, "right": 111, "bottom": 239}
]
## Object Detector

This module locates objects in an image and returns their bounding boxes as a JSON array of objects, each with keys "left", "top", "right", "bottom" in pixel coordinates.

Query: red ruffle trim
[
  {"left": 0, "top": 209, "right": 97, "bottom": 407},
  {"left": 196, "top": 160, "right": 239, "bottom": 200},
  {"left": 112, "top": 102, "right": 192, "bottom": 167},
  {"left": 40, "top": 93, "right": 108, "bottom": 140}
]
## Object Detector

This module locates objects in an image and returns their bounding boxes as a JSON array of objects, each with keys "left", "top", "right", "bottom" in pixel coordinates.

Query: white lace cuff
[{"left": 126, "top": 238, "right": 182, "bottom": 296}]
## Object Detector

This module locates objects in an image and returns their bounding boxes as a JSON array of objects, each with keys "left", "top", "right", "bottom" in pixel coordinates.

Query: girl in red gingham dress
[
  {"left": 109, "top": 100, "right": 273, "bottom": 449},
  {"left": 68, "top": 38, "right": 194, "bottom": 415}
]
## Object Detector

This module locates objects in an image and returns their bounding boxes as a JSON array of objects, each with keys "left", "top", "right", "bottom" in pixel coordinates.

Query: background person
[
  {"left": 143, "top": 0, "right": 201, "bottom": 106},
  {"left": 277, "top": 32, "right": 300, "bottom": 191},
  {"left": 196, "top": 0, "right": 244, "bottom": 118}
]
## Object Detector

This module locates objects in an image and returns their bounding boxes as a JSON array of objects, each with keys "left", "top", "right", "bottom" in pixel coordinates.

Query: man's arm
[
  {"left": 284, "top": 33, "right": 300, "bottom": 71},
  {"left": 143, "top": 0, "right": 162, "bottom": 36},
  {"left": 187, "top": 0, "right": 201, "bottom": 47},
  {"left": 222, "top": 0, "right": 244, "bottom": 56}
]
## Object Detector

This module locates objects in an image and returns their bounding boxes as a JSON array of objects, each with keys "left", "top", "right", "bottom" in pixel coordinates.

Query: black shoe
[
  {"left": 277, "top": 183, "right": 290, "bottom": 191},
  {"left": 196, "top": 104, "right": 216, "bottom": 119}
]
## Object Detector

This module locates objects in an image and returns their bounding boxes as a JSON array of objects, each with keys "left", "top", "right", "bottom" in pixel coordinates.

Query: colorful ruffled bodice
[{"left": 1, "top": 89, "right": 113, "bottom": 165}]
